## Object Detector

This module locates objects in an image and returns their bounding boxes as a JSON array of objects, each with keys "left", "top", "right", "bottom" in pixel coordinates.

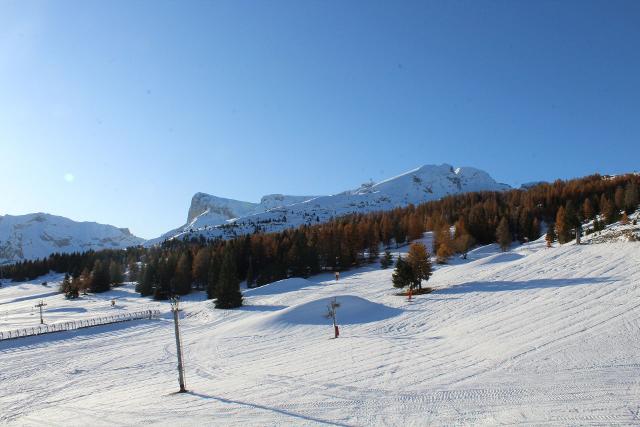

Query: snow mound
[
  {"left": 263, "top": 295, "right": 402, "bottom": 326},
  {"left": 244, "top": 278, "right": 318, "bottom": 296}
]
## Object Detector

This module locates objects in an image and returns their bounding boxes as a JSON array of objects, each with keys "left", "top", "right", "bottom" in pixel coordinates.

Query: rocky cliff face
[{"left": 152, "top": 164, "right": 509, "bottom": 244}]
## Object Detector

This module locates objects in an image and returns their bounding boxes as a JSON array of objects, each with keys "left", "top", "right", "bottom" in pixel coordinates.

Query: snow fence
[{"left": 0, "top": 309, "right": 160, "bottom": 341}]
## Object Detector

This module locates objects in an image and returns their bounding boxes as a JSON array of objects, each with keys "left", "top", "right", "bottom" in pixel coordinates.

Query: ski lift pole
[
  {"left": 329, "top": 297, "right": 340, "bottom": 338},
  {"left": 35, "top": 300, "right": 47, "bottom": 324},
  {"left": 170, "top": 297, "right": 187, "bottom": 393}
]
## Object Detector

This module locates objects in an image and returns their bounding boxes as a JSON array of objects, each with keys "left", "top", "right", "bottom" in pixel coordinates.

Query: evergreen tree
[
  {"left": 406, "top": 242, "right": 432, "bottom": 290},
  {"left": 79, "top": 268, "right": 91, "bottom": 294},
  {"left": 246, "top": 257, "right": 255, "bottom": 288},
  {"left": 393, "top": 220, "right": 406, "bottom": 248},
  {"left": 582, "top": 198, "right": 594, "bottom": 221},
  {"left": 60, "top": 273, "right": 79, "bottom": 298},
  {"left": 625, "top": 181, "right": 639, "bottom": 213},
  {"left": 173, "top": 252, "right": 193, "bottom": 295},
  {"left": 215, "top": 252, "right": 243, "bottom": 309},
  {"left": 530, "top": 217, "right": 541, "bottom": 241},
  {"left": 380, "top": 250, "right": 393, "bottom": 269},
  {"left": 496, "top": 216, "right": 511, "bottom": 251},
  {"left": 136, "top": 263, "right": 155, "bottom": 297},
  {"left": 615, "top": 186, "right": 625, "bottom": 211},
  {"left": 391, "top": 256, "right": 413, "bottom": 289},
  {"left": 109, "top": 261, "right": 123, "bottom": 286},
  {"left": 206, "top": 254, "right": 221, "bottom": 299},
  {"left": 90, "top": 260, "right": 111, "bottom": 293}
]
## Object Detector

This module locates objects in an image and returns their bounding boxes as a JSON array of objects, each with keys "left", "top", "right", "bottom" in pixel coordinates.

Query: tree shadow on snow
[
  {"left": 185, "top": 391, "right": 353, "bottom": 427},
  {"left": 436, "top": 277, "right": 613, "bottom": 295},
  {"left": 236, "top": 304, "right": 288, "bottom": 312}
]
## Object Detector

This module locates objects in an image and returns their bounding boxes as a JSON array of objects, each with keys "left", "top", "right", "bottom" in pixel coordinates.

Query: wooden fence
[{"left": 0, "top": 309, "right": 161, "bottom": 341}]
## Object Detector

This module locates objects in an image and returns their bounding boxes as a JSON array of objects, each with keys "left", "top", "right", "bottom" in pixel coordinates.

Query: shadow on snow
[{"left": 436, "top": 277, "right": 613, "bottom": 295}]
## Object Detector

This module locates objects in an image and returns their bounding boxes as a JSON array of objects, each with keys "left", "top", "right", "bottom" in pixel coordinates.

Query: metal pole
[
  {"left": 35, "top": 300, "right": 46, "bottom": 324},
  {"left": 171, "top": 298, "right": 186, "bottom": 393}
]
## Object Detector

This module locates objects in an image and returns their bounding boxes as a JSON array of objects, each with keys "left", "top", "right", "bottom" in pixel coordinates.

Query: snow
[
  {"left": 154, "top": 164, "right": 510, "bottom": 244},
  {"left": 0, "top": 213, "right": 145, "bottom": 264},
  {"left": 1, "top": 225, "right": 640, "bottom": 425}
]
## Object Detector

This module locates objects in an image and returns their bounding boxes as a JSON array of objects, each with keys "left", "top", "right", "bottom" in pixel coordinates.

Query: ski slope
[{"left": 1, "top": 235, "right": 640, "bottom": 425}]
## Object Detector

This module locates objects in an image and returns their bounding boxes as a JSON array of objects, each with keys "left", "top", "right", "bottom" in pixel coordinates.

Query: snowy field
[{"left": 1, "top": 233, "right": 640, "bottom": 425}]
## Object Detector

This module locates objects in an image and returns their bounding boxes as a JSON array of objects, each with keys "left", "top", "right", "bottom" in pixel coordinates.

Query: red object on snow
[
  {"left": 408, "top": 288, "right": 413, "bottom": 301},
  {"left": 334, "top": 325, "right": 340, "bottom": 338}
]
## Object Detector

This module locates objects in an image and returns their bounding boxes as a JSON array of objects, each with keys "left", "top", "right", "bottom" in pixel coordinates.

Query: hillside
[
  {"left": 1, "top": 215, "right": 639, "bottom": 425},
  {"left": 0, "top": 213, "right": 145, "bottom": 265},
  {"left": 155, "top": 164, "right": 509, "bottom": 243}
]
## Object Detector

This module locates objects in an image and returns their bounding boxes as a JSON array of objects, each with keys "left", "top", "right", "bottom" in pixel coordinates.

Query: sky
[{"left": 1, "top": 0, "right": 639, "bottom": 239}]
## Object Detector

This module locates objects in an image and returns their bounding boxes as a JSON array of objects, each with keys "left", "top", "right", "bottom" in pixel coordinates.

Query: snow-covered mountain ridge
[
  {"left": 0, "top": 213, "right": 145, "bottom": 264},
  {"left": 155, "top": 163, "right": 509, "bottom": 243}
]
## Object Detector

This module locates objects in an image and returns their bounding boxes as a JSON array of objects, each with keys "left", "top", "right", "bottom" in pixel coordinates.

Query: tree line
[{"left": 1, "top": 173, "right": 638, "bottom": 308}]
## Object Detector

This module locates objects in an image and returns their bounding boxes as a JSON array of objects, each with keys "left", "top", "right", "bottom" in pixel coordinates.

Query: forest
[{"left": 2, "top": 173, "right": 638, "bottom": 308}]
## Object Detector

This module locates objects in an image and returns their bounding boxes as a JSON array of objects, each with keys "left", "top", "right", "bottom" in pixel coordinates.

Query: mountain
[
  {"left": 155, "top": 164, "right": 509, "bottom": 243},
  {"left": 0, "top": 213, "right": 145, "bottom": 264}
]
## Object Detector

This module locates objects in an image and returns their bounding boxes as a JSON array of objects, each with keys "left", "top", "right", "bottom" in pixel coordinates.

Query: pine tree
[
  {"left": 60, "top": 273, "right": 78, "bottom": 298},
  {"left": 406, "top": 242, "right": 432, "bottom": 290},
  {"left": 206, "top": 254, "right": 221, "bottom": 299},
  {"left": 215, "top": 252, "right": 243, "bottom": 309},
  {"left": 496, "top": 216, "right": 511, "bottom": 251},
  {"left": 615, "top": 186, "right": 625, "bottom": 211},
  {"left": 530, "top": 217, "right": 541, "bottom": 241},
  {"left": 79, "top": 268, "right": 91, "bottom": 294},
  {"left": 582, "top": 198, "right": 594, "bottom": 221},
  {"left": 246, "top": 257, "right": 255, "bottom": 288},
  {"left": 109, "top": 261, "right": 123, "bottom": 286},
  {"left": 625, "top": 181, "right": 639, "bottom": 213},
  {"left": 173, "top": 252, "right": 193, "bottom": 295},
  {"left": 90, "top": 260, "right": 111, "bottom": 293},
  {"left": 136, "top": 263, "right": 155, "bottom": 296},
  {"left": 380, "top": 250, "right": 393, "bottom": 269},
  {"left": 391, "top": 256, "right": 413, "bottom": 289},
  {"left": 545, "top": 223, "right": 556, "bottom": 247}
]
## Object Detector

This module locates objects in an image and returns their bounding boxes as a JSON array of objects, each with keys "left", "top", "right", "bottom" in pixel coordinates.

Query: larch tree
[
  {"left": 406, "top": 242, "right": 432, "bottom": 290},
  {"left": 555, "top": 206, "right": 569, "bottom": 244},
  {"left": 192, "top": 248, "right": 210, "bottom": 290},
  {"left": 496, "top": 217, "right": 511, "bottom": 251}
]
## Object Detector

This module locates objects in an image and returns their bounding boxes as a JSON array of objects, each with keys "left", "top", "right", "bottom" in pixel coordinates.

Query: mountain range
[
  {"left": 151, "top": 163, "right": 509, "bottom": 244},
  {"left": 1, "top": 164, "right": 509, "bottom": 263},
  {"left": 0, "top": 213, "right": 144, "bottom": 265}
]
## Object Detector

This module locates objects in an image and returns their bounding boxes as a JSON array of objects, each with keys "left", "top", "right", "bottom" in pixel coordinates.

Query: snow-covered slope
[
  {"left": 156, "top": 164, "right": 509, "bottom": 243},
  {"left": 1, "top": 218, "right": 639, "bottom": 425},
  {"left": 0, "top": 213, "right": 145, "bottom": 264}
]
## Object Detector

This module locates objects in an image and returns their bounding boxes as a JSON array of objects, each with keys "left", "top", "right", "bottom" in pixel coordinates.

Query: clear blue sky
[{"left": 1, "top": 0, "right": 639, "bottom": 239}]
